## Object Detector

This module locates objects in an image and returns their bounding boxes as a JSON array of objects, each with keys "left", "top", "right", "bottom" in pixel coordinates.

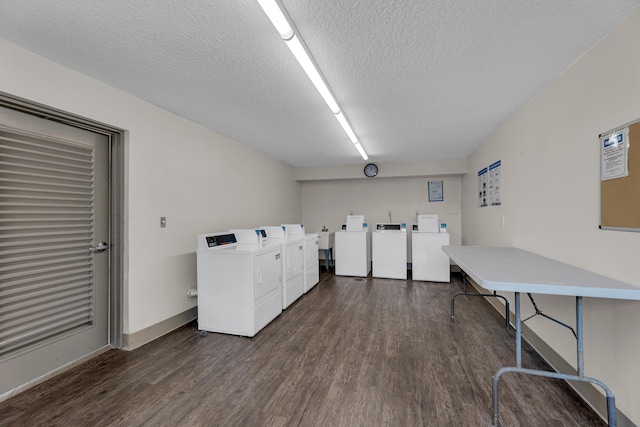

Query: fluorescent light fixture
[
  {"left": 257, "top": 0, "right": 339, "bottom": 114},
  {"left": 257, "top": 0, "right": 294, "bottom": 39},
  {"left": 335, "top": 111, "right": 358, "bottom": 144},
  {"left": 257, "top": 0, "right": 368, "bottom": 160},
  {"left": 285, "top": 35, "right": 340, "bottom": 114},
  {"left": 336, "top": 111, "right": 369, "bottom": 160},
  {"left": 354, "top": 142, "right": 368, "bottom": 160}
]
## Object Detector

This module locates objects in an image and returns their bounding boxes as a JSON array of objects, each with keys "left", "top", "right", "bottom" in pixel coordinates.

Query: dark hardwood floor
[{"left": 0, "top": 271, "right": 604, "bottom": 426}]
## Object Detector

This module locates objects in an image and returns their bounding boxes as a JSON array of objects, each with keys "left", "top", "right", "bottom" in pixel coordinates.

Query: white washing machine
[
  {"left": 411, "top": 215, "right": 450, "bottom": 282},
  {"left": 282, "top": 224, "right": 319, "bottom": 293},
  {"left": 261, "top": 225, "right": 305, "bottom": 308},
  {"left": 372, "top": 223, "right": 407, "bottom": 279},
  {"left": 335, "top": 215, "right": 371, "bottom": 277},
  {"left": 196, "top": 230, "right": 282, "bottom": 337}
]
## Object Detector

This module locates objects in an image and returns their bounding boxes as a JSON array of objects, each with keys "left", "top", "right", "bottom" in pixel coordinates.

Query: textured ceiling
[{"left": 0, "top": 1, "right": 638, "bottom": 167}]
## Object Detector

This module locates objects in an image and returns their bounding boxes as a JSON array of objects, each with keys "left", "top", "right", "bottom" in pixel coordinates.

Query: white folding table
[{"left": 442, "top": 246, "right": 640, "bottom": 427}]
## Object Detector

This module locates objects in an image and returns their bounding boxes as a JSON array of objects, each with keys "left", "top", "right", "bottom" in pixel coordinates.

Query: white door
[
  {"left": 253, "top": 249, "right": 282, "bottom": 303},
  {"left": 0, "top": 106, "right": 110, "bottom": 395},
  {"left": 304, "top": 237, "right": 319, "bottom": 270},
  {"left": 289, "top": 240, "right": 305, "bottom": 277}
]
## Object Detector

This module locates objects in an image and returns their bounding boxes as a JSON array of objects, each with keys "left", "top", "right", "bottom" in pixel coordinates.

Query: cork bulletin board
[{"left": 600, "top": 119, "right": 640, "bottom": 231}]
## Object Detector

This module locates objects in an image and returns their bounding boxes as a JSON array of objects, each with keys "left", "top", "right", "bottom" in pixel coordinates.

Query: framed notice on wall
[
  {"left": 428, "top": 180, "right": 444, "bottom": 202},
  {"left": 600, "top": 120, "right": 640, "bottom": 231}
]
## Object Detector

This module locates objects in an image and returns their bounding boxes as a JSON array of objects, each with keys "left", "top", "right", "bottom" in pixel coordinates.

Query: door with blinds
[{"left": 0, "top": 106, "right": 110, "bottom": 395}]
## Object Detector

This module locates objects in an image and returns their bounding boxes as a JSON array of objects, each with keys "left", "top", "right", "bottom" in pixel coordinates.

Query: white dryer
[
  {"left": 196, "top": 230, "right": 282, "bottom": 337},
  {"left": 411, "top": 215, "right": 450, "bottom": 282},
  {"left": 303, "top": 233, "right": 319, "bottom": 291},
  {"left": 282, "top": 224, "right": 319, "bottom": 293},
  {"left": 305, "top": 232, "right": 320, "bottom": 292},
  {"left": 335, "top": 215, "right": 371, "bottom": 277},
  {"left": 262, "top": 225, "right": 305, "bottom": 308},
  {"left": 372, "top": 223, "right": 407, "bottom": 279}
]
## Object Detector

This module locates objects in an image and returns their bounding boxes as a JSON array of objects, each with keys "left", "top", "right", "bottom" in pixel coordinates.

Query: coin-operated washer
[
  {"left": 196, "top": 229, "right": 283, "bottom": 337},
  {"left": 411, "top": 214, "right": 450, "bottom": 282},
  {"left": 372, "top": 223, "right": 407, "bottom": 279},
  {"left": 283, "top": 224, "right": 320, "bottom": 293},
  {"left": 261, "top": 225, "right": 305, "bottom": 308},
  {"left": 335, "top": 215, "right": 371, "bottom": 277}
]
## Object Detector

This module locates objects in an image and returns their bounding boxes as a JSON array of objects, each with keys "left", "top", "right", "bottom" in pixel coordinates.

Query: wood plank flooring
[{"left": 0, "top": 271, "right": 605, "bottom": 426}]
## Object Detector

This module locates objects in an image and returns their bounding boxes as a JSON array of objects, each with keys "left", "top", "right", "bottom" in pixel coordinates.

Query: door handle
[{"left": 89, "top": 242, "right": 109, "bottom": 253}]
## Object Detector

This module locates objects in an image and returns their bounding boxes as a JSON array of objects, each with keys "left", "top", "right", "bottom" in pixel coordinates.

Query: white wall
[
  {"left": 294, "top": 158, "right": 466, "bottom": 181},
  {"left": 462, "top": 10, "right": 640, "bottom": 424},
  {"left": 301, "top": 175, "right": 462, "bottom": 260},
  {"left": 0, "top": 40, "right": 302, "bottom": 341}
]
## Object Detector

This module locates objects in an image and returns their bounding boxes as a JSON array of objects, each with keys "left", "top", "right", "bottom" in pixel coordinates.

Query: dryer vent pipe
[{"left": 186, "top": 288, "right": 198, "bottom": 299}]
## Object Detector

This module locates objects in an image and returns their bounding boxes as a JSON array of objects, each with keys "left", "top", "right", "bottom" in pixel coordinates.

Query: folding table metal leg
[
  {"left": 450, "top": 272, "right": 510, "bottom": 329},
  {"left": 491, "top": 294, "right": 617, "bottom": 426}
]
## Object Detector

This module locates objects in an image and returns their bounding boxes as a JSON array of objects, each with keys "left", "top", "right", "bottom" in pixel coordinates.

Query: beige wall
[
  {"left": 0, "top": 39, "right": 302, "bottom": 341},
  {"left": 300, "top": 175, "right": 462, "bottom": 260},
  {"left": 294, "top": 158, "right": 466, "bottom": 181},
  {"left": 462, "top": 10, "right": 640, "bottom": 424},
  {"left": 4, "top": 7, "right": 640, "bottom": 421}
]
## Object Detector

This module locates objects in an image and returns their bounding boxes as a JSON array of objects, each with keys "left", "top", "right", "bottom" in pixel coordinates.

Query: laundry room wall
[
  {"left": 0, "top": 39, "right": 302, "bottom": 349},
  {"left": 461, "top": 9, "right": 640, "bottom": 424},
  {"left": 299, "top": 173, "right": 463, "bottom": 261}
]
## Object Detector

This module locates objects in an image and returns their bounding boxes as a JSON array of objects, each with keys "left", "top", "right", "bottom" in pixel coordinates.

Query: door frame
[{"left": 0, "top": 91, "right": 125, "bottom": 348}]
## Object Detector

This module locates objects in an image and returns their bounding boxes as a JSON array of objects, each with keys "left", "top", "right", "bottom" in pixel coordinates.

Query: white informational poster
[
  {"left": 478, "top": 167, "right": 488, "bottom": 207},
  {"left": 601, "top": 127, "right": 629, "bottom": 181},
  {"left": 428, "top": 180, "right": 444, "bottom": 202},
  {"left": 488, "top": 160, "right": 501, "bottom": 206}
]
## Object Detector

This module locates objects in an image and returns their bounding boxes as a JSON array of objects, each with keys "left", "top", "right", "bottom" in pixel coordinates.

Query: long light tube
[
  {"left": 257, "top": 0, "right": 293, "bottom": 39},
  {"left": 284, "top": 35, "right": 340, "bottom": 114},
  {"left": 257, "top": 0, "right": 368, "bottom": 160},
  {"left": 335, "top": 111, "right": 358, "bottom": 144},
  {"left": 354, "top": 142, "right": 369, "bottom": 160}
]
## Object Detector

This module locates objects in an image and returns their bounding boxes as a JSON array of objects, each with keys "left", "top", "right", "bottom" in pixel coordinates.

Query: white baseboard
[{"left": 122, "top": 307, "right": 197, "bottom": 350}]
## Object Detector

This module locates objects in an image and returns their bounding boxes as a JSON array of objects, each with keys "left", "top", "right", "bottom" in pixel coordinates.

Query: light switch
[{"left": 160, "top": 217, "right": 167, "bottom": 228}]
